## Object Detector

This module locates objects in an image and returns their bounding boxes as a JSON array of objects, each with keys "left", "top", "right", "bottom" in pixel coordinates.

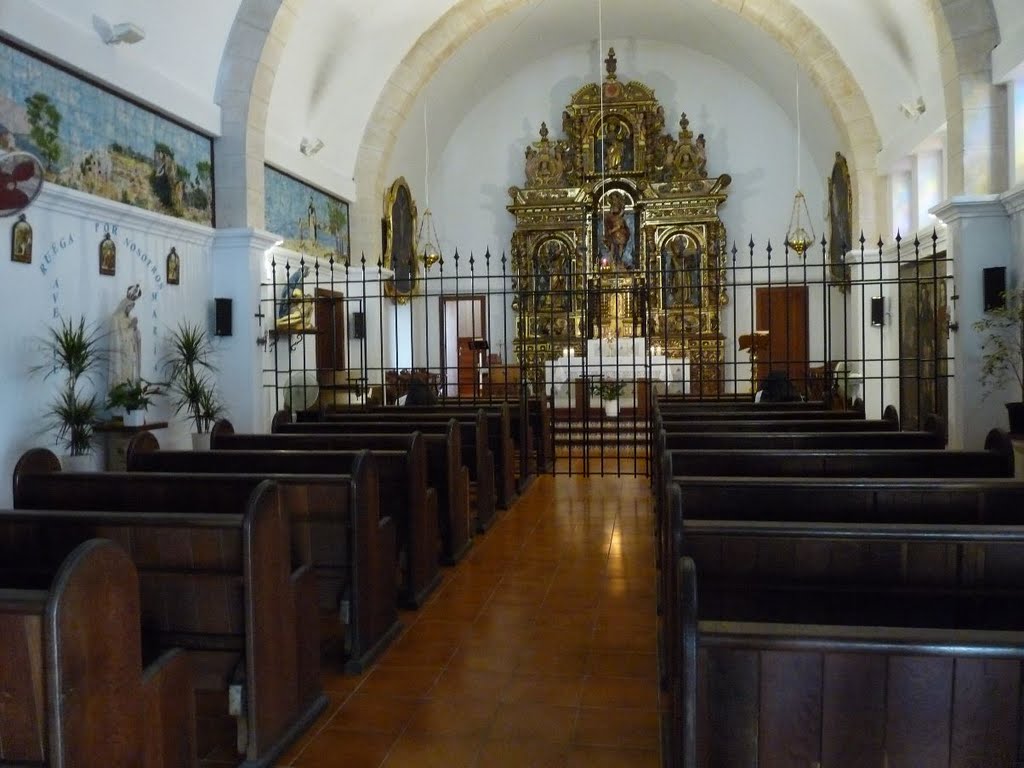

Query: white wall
[{"left": 0, "top": 185, "right": 215, "bottom": 505}]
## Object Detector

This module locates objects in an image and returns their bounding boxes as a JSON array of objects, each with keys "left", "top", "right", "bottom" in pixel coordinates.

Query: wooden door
[
  {"left": 314, "top": 288, "right": 346, "bottom": 378},
  {"left": 755, "top": 286, "right": 809, "bottom": 393},
  {"left": 457, "top": 338, "right": 479, "bottom": 397}
]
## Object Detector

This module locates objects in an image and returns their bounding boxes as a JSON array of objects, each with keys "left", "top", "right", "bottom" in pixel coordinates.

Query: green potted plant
[
  {"left": 34, "top": 316, "right": 105, "bottom": 468},
  {"left": 106, "top": 378, "right": 162, "bottom": 427},
  {"left": 164, "top": 322, "right": 225, "bottom": 448},
  {"left": 974, "top": 286, "right": 1024, "bottom": 434},
  {"left": 590, "top": 378, "right": 627, "bottom": 417}
]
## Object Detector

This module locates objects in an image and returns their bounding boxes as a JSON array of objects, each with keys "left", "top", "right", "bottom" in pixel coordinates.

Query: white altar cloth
[{"left": 545, "top": 350, "right": 689, "bottom": 401}]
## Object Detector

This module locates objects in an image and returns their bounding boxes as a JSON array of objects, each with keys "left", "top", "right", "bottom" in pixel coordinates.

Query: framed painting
[
  {"left": 99, "top": 233, "right": 116, "bottom": 276},
  {"left": 11, "top": 214, "right": 32, "bottom": 264},
  {"left": 828, "top": 151, "right": 852, "bottom": 292},
  {"left": 166, "top": 247, "right": 180, "bottom": 285},
  {"left": 382, "top": 177, "right": 417, "bottom": 304}
]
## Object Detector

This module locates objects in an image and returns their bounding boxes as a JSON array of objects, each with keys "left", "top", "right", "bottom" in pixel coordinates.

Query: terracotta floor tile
[
  {"left": 565, "top": 745, "right": 661, "bottom": 768},
  {"left": 573, "top": 707, "right": 661, "bottom": 750},
  {"left": 475, "top": 738, "right": 571, "bottom": 768},
  {"left": 501, "top": 674, "right": 584, "bottom": 707},
  {"left": 488, "top": 702, "right": 578, "bottom": 743},
  {"left": 323, "top": 694, "right": 423, "bottom": 735},
  {"left": 580, "top": 675, "right": 661, "bottom": 710},
  {"left": 357, "top": 666, "right": 440, "bottom": 698},
  {"left": 587, "top": 651, "right": 659, "bottom": 680},
  {"left": 379, "top": 733, "right": 482, "bottom": 768},
  {"left": 290, "top": 730, "right": 396, "bottom": 768},
  {"left": 430, "top": 665, "right": 515, "bottom": 702},
  {"left": 404, "top": 696, "right": 500, "bottom": 737}
]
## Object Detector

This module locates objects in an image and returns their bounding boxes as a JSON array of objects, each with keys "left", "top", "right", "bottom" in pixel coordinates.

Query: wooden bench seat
[
  {"left": 9, "top": 449, "right": 326, "bottom": 767},
  {"left": 659, "top": 428, "right": 945, "bottom": 451},
  {"left": 205, "top": 425, "right": 441, "bottom": 608},
  {"left": 0, "top": 538, "right": 195, "bottom": 767},
  {"left": 667, "top": 554, "right": 1024, "bottom": 768},
  {"left": 276, "top": 417, "right": 486, "bottom": 543},
  {"left": 656, "top": 417, "right": 898, "bottom": 433},
  {"left": 654, "top": 408, "right": 863, "bottom": 421},
  {"left": 304, "top": 406, "right": 513, "bottom": 512}
]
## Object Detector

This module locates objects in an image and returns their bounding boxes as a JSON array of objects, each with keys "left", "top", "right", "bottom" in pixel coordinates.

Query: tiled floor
[{"left": 276, "top": 475, "right": 661, "bottom": 767}]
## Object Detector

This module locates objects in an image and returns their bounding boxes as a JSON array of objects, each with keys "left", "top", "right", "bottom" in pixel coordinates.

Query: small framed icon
[
  {"left": 11, "top": 214, "right": 32, "bottom": 264},
  {"left": 99, "top": 233, "right": 116, "bottom": 276},
  {"left": 166, "top": 246, "right": 180, "bottom": 285}
]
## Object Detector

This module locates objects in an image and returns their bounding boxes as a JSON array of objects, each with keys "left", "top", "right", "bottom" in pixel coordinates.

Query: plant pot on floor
[
  {"left": 61, "top": 453, "right": 97, "bottom": 472},
  {"left": 191, "top": 432, "right": 212, "bottom": 451},
  {"left": 1007, "top": 402, "right": 1024, "bottom": 434},
  {"left": 603, "top": 399, "right": 620, "bottom": 418}
]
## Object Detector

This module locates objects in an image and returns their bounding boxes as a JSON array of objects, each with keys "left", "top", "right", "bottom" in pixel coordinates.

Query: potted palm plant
[
  {"left": 164, "top": 322, "right": 225, "bottom": 448},
  {"left": 34, "top": 316, "right": 105, "bottom": 469},
  {"left": 106, "top": 378, "right": 162, "bottom": 426},
  {"left": 590, "top": 378, "right": 627, "bottom": 417},
  {"left": 974, "top": 287, "right": 1024, "bottom": 434}
]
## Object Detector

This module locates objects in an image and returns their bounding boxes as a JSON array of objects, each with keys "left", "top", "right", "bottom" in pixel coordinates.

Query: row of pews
[
  {"left": 0, "top": 395, "right": 549, "bottom": 767},
  {"left": 653, "top": 396, "right": 1024, "bottom": 768}
]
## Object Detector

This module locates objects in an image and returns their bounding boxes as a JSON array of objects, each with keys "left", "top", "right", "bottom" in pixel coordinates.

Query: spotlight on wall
[
  {"left": 105, "top": 22, "right": 146, "bottom": 45},
  {"left": 300, "top": 137, "right": 325, "bottom": 157}
]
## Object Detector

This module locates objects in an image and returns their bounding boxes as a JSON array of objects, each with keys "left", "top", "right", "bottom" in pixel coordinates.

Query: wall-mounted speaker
[
  {"left": 983, "top": 266, "right": 1007, "bottom": 312},
  {"left": 214, "top": 298, "right": 233, "bottom": 337},
  {"left": 351, "top": 311, "right": 365, "bottom": 340},
  {"left": 870, "top": 296, "right": 884, "bottom": 327}
]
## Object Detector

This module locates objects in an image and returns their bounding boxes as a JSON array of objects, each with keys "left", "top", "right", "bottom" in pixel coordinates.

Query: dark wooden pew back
[
  {"left": 123, "top": 434, "right": 398, "bottom": 672},
  {"left": 204, "top": 426, "right": 440, "bottom": 608},
  {"left": 270, "top": 420, "right": 473, "bottom": 559},
  {"left": 9, "top": 449, "right": 325, "bottom": 763},
  {"left": 0, "top": 538, "right": 195, "bottom": 768}
]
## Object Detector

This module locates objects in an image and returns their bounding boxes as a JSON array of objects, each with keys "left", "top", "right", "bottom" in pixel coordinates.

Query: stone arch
[
  {"left": 214, "top": 0, "right": 305, "bottom": 229},
  {"left": 927, "top": 0, "right": 1005, "bottom": 195},
  {"left": 349, "top": 0, "right": 884, "bottom": 252}
]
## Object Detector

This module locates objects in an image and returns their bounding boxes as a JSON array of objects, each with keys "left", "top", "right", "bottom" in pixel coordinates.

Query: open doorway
[{"left": 440, "top": 295, "right": 487, "bottom": 398}]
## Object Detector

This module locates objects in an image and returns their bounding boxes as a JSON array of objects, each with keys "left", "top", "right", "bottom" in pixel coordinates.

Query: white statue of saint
[{"left": 110, "top": 284, "right": 143, "bottom": 386}]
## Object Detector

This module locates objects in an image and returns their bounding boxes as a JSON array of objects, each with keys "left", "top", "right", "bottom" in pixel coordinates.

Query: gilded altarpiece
[{"left": 507, "top": 49, "right": 731, "bottom": 393}]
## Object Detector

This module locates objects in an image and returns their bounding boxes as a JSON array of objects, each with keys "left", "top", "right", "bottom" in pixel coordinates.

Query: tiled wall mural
[
  {"left": 265, "top": 165, "right": 350, "bottom": 260},
  {"left": 0, "top": 40, "right": 213, "bottom": 225}
]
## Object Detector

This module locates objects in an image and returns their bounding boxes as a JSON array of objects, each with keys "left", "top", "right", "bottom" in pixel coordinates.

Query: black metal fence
[{"left": 259, "top": 231, "right": 953, "bottom": 476}]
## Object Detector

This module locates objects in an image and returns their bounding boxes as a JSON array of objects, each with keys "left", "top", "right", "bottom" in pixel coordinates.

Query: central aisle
[{"left": 277, "top": 475, "right": 660, "bottom": 767}]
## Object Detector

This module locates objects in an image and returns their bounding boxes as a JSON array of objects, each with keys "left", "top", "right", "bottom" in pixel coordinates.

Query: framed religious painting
[
  {"left": 11, "top": 214, "right": 32, "bottom": 264},
  {"left": 166, "top": 247, "right": 180, "bottom": 285},
  {"left": 99, "top": 233, "right": 116, "bottom": 276},
  {"left": 828, "top": 151, "right": 852, "bottom": 291},
  {"left": 382, "top": 176, "right": 417, "bottom": 304}
]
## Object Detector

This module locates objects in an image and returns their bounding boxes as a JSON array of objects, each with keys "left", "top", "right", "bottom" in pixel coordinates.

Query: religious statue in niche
[
  {"left": 596, "top": 118, "right": 633, "bottom": 174},
  {"left": 11, "top": 213, "right": 31, "bottom": 264},
  {"left": 99, "top": 233, "right": 116, "bottom": 276},
  {"left": 166, "top": 247, "right": 180, "bottom": 285},
  {"left": 110, "top": 284, "right": 142, "bottom": 387},
  {"left": 275, "top": 263, "right": 315, "bottom": 332},
  {"left": 828, "top": 151, "right": 852, "bottom": 291},
  {"left": 597, "top": 190, "right": 635, "bottom": 269},
  {"left": 383, "top": 177, "right": 417, "bottom": 303},
  {"left": 662, "top": 234, "right": 701, "bottom": 308},
  {"left": 534, "top": 238, "right": 571, "bottom": 312}
]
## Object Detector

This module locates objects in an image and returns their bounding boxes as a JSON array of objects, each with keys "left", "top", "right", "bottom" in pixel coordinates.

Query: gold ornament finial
[{"left": 604, "top": 48, "right": 617, "bottom": 79}]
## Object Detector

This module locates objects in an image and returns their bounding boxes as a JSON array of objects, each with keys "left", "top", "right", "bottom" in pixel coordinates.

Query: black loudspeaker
[
  {"left": 214, "top": 298, "right": 232, "bottom": 336},
  {"left": 870, "top": 296, "right": 884, "bottom": 326},
  {"left": 983, "top": 266, "right": 1007, "bottom": 312},
  {"left": 351, "top": 311, "right": 365, "bottom": 340}
]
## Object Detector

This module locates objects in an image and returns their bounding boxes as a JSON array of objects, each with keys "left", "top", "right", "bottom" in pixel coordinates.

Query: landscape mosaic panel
[
  {"left": 265, "top": 165, "right": 350, "bottom": 260},
  {"left": 0, "top": 41, "right": 213, "bottom": 225}
]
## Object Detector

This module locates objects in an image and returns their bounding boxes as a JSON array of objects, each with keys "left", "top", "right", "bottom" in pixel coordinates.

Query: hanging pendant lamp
[{"left": 785, "top": 67, "right": 815, "bottom": 257}]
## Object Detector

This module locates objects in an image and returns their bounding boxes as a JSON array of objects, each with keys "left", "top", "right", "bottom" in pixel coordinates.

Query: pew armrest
[{"left": 142, "top": 648, "right": 198, "bottom": 768}]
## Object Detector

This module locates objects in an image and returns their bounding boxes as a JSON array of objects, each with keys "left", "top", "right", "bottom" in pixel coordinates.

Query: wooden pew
[
  {"left": 655, "top": 397, "right": 830, "bottom": 410},
  {"left": 276, "top": 415, "right": 487, "bottom": 542},
  {"left": 668, "top": 553, "right": 1024, "bottom": 768},
  {"left": 655, "top": 417, "right": 898, "bottom": 433},
  {"left": 257, "top": 421, "right": 472, "bottom": 564},
  {"left": 10, "top": 449, "right": 327, "bottom": 766},
  {"left": 654, "top": 408, "right": 863, "bottom": 421},
  {"left": 352, "top": 398, "right": 541, "bottom": 495},
  {"left": 206, "top": 423, "right": 441, "bottom": 608},
  {"left": 659, "top": 429, "right": 944, "bottom": 451},
  {"left": 0, "top": 538, "right": 195, "bottom": 768},
  {"left": 309, "top": 405, "right": 515, "bottom": 510},
  {"left": 663, "top": 447, "right": 1014, "bottom": 479}
]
